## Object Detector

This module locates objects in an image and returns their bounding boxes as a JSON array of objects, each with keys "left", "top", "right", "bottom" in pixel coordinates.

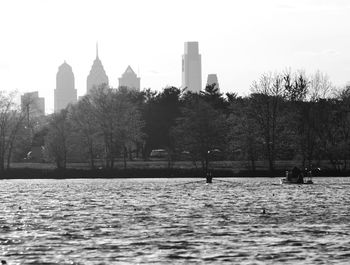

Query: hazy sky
[{"left": 1, "top": 0, "right": 350, "bottom": 113}]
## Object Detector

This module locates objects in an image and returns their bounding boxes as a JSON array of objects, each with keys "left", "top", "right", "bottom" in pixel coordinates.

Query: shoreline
[{"left": 1, "top": 167, "right": 349, "bottom": 179}]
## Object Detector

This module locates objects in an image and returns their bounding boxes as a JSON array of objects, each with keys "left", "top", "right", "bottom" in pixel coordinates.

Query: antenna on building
[{"left": 96, "top": 42, "right": 99, "bottom": 59}]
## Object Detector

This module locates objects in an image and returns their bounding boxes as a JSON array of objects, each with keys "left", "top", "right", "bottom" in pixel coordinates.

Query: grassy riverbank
[
  {"left": 1, "top": 160, "right": 349, "bottom": 179},
  {"left": 0, "top": 168, "right": 285, "bottom": 179},
  {"left": 7, "top": 159, "right": 342, "bottom": 171}
]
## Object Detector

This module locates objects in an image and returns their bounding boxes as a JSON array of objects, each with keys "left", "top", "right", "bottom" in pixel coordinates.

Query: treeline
[{"left": 1, "top": 69, "right": 350, "bottom": 172}]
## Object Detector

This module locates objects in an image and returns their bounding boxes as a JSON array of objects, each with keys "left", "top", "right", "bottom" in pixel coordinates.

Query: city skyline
[{"left": 1, "top": 0, "right": 350, "bottom": 113}]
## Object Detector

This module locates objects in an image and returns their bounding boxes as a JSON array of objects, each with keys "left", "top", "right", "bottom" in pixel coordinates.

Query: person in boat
[
  {"left": 291, "top": 166, "right": 300, "bottom": 179},
  {"left": 286, "top": 170, "right": 291, "bottom": 181},
  {"left": 311, "top": 167, "right": 321, "bottom": 176},
  {"left": 291, "top": 166, "right": 303, "bottom": 183},
  {"left": 298, "top": 169, "right": 304, "bottom": 184},
  {"left": 206, "top": 171, "right": 213, "bottom": 183}
]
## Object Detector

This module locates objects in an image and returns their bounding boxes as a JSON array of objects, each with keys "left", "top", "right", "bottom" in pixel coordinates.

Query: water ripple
[{"left": 1, "top": 177, "right": 350, "bottom": 264}]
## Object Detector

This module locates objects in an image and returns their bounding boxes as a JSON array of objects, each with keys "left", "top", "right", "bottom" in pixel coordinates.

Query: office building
[
  {"left": 21, "top": 91, "right": 45, "bottom": 117},
  {"left": 118, "top": 65, "right": 140, "bottom": 91},
  {"left": 87, "top": 44, "right": 109, "bottom": 93},
  {"left": 206, "top": 74, "right": 220, "bottom": 92},
  {"left": 181, "top": 42, "right": 202, "bottom": 93},
  {"left": 54, "top": 61, "right": 77, "bottom": 112}
]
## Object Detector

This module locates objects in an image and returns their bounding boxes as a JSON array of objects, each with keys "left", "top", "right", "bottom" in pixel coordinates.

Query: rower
[{"left": 206, "top": 172, "right": 213, "bottom": 184}]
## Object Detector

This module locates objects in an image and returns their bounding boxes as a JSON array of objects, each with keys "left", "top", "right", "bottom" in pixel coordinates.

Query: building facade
[
  {"left": 206, "top": 74, "right": 220, "bottom": 92},
  {"left": 87, "top": 44, "right": 109, "bottom": 94},
  {"left": 118, "top": 66, "right": 140, "bottom": 91},
  {"left": 21, "top": 91, "right": 45, "bottom": 117},
  {"left": 54, "top": 61, "right": 77, "bottom": 112},
  {"left": 181, "top": 42, "right": 202, "bottom": 93}
]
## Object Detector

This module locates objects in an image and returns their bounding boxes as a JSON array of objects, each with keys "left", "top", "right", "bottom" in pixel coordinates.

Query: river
[{"left": 1, "top": 177, "right": 350, "bottom": 264}]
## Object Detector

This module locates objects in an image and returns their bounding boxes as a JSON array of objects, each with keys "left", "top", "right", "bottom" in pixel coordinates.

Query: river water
[{"left": 1, "top": 177, "right": 350, "bottom": 264}]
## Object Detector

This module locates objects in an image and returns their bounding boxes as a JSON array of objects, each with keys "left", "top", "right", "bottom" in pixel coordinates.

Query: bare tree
[
  {"left": 227, "top": 97, "right": 261, "bottom": 171},
  {"left": 89, "top": 85, "right": 144, "bottom": 169},
  {"left": 308, "top": 70, "right": 335, "bottom": 101},
  {"left": 283, "top": 69, "right": 308, "bottom": 102},
  {"left": 45, "top": 109, "right": 71, "bottom": 169},
  {"left": 250, "top": 73, "right": 286, "bottom": 171},
  {"left": 172, "top": 95, "right": 228, "bottom": 174},
  {"left": 121, "top": 104, "right": 144, "bottom": 169},
  {"left": 0, "top": 90, "right": 30, "bottom": 171},
  {"left": 69, "top": 96, "right": 101, "bottom": 169}
]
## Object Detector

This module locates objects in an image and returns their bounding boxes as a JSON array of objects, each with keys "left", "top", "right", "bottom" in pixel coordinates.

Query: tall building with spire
[
  {"left": 54, "top": 61, "right": 77, "bottom": 112},
  {"left": 181, "top": 42, "right": 202, "bottom": 93},
  {"left": 118, "top": 66, "right": 141, "bottom": 91},
  {"left": 87, "top": 43, "right": 109, "bottom": 94}
]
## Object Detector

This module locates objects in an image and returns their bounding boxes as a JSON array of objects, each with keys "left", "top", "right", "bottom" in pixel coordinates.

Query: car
[{"left": 150, "top": 149, "right": 169, "bottom": 158}]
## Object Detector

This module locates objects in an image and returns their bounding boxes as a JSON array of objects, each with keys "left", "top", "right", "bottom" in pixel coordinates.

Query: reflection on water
[{"left": 1, "top": 177, "right": 350, "bottom": 264}]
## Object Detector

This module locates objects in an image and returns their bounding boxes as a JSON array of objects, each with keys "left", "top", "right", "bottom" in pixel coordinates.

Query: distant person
[
  {"left": 297, "top": 171, "right": 304, "bottom": 184},
  {"left": 286, "top": 170, "right": 291, "bottom": 181},
  {"left": 311, "top": 167, "right": 321, "bottom": 176},
  {"left": 292, "top": 167, "right": 302, "bottom": 183},
  {"left": 206, "top": 172, "right": 213, "bottom": 184},
  {"left": 292, "top": 167, "right": 300, "bottom": 178}
]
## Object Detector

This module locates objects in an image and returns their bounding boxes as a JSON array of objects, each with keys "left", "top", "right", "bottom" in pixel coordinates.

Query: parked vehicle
[{"left": 150, "top": 149, "right": 169, "bottom": 159}]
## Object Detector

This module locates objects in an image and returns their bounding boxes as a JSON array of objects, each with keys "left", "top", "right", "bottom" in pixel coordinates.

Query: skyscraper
[
  {"left": 21, "top": 91, "right": 45, "bottom": 117},
  {"left": 87, "top": 43, "right": 109, "bottom": 94},
  {"left": 181, "top": 42, "right": 202, "bottom": 93},
  {"left": 54, "top": 61, "right": 77, "bottom": 112},
  {"left": 118, "top": 65, "right": 141, "bottom": 91},
  {"left": 206, "top": 74, "right": 220, "bottom": 92}
]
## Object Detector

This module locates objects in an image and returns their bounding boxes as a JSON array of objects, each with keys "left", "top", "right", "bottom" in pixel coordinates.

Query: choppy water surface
[{"left": 1, "top": 177, "right": 350, "bottom": 264}]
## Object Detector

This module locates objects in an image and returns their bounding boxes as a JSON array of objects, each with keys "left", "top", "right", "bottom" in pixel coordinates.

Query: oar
[
  {"left": 213, "top": 178, "right": 237, "bottom": 184},
  {"left": 174, "top": 177, "right": 237, "bottom": 186},
  {"left": 173, "top": 179, "right": 207, "bottom": 186}
]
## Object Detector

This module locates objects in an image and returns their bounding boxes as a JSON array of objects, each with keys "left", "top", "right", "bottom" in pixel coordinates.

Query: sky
[{"left": 0, "top": 0, "right": 350, "bottom": 113}]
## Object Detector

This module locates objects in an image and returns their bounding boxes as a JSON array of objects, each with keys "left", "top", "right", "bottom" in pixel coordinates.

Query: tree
[
  {"left": 227, "top": 97, "right": 262, "bottom": 170},
  {"left": 283, "top": 70, "right": 308, "bottom": 102},
  {"left": 69, "top": 96, "right": 102, "bottom": 169},
  {"left": 294, "top": 70, "right": 336, "bottom": 168},
  {"left": 172, "top": 95, "right": 228, "bottom": 173},
  {"left": 142, "top": 87, "right": 181, "bottom": 159},
  {"left": 0, "top": 90, "right": 29, "bottom": 171},
  {"left": 335, "top": 86, "right": 350, "bottom": 169},
  {"left": 44, "top": 109, "right": 71, "bottom": 169},
  {"left": 282, "top": 70, "right": 314, "bottom": 167},
  {"left": 308, "top": 70, "right": 334, "bottom": 101},
  {"left": 89, "top": 85, "right": 144, "bottom": 168},
  {"left": 250, "top": 73, "right": 286, "bottom": 171},
  {"left": 117, "top": 88, "right": 145, "bottom": 169},
  {"left": 201, "top": 84, "right": 229, "bottom": 112}
]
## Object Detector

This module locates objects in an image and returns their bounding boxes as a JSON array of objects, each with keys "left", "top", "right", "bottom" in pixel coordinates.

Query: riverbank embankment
[{"left": 1, "top": 166, "right": 348, "bottom": 179}]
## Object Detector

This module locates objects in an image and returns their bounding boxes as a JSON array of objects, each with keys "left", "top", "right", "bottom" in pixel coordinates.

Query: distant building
[
  {"left": 206, "top": 74, "right": 220, "bottom": 92},
  {"left": 87, "top": 43, "right": 109, "bottom": 94},
  {"left": 181, "top": 42, "right": 202, "bottom": 93},
  {"left": 21, "top": 91, "right": 45, "bottom": 117},
  {"left": 118, "top": 66, "right": 141, "bottom": 91},
  {"left": 54, "top": 61, "right": 77, "bottom": 112}
]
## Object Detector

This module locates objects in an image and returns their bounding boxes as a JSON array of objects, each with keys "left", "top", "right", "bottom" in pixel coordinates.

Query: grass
[
  {"left": 8, "top": 159, "right": 340, "bottom": 171},
  {"left": 2, "top": 159, "right": 347, "bottom": 179}
]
